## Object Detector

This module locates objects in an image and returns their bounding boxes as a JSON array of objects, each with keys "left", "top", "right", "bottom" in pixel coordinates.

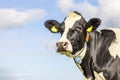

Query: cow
[{"left": 44, "top": 11, "right": 120, "bottom": 80}]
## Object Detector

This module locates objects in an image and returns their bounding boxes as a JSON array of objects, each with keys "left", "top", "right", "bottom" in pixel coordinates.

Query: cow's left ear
[{"left": 86, "top": 18, "right": 101, "bottom": 32}]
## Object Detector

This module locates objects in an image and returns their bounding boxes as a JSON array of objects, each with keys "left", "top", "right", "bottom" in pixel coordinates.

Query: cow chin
[
  {"left": 57, "top": 51, "right": 73, "bottom": 57},
  {"left": 56, "top": 48, "right": 73, "bottom": 57}
]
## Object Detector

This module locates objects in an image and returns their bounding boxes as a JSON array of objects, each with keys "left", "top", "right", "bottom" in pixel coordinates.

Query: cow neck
[
  {"left": 73, "top": 33, "right": 89, "bottom": 64},
  {"left": 74, "top": 42, "right": 87, "bottom": 59},
  {"left": 74, "top": 32, "right": 89, "bottom": 57}
]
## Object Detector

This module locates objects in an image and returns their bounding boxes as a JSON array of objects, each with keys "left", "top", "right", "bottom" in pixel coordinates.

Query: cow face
[{"left": 44, "top": 11, "right": 101, "bottom": 57}]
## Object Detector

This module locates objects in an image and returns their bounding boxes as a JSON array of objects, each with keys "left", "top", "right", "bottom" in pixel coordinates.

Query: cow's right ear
[
  {"left": 85, "top": 18, "right": 101, "bottom": 32},
  {"left": 44, "top": 20, "right": 61, "bottom": 33}
]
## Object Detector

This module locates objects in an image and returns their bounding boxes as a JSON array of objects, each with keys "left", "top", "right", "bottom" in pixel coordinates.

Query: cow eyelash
[
  {"left": 75, "top": 27, "right": 82, "bottom": 32},
  {"left": 59, "top": 27, "right": 64, "bottom": 34},
  {"left": 69, "top": 29, "right": 73, "bottom": 32}
]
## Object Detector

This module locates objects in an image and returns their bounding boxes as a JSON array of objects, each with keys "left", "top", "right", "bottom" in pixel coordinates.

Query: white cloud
[
  {"left": 0, "top": 8, "right": 46, "bottom": 28},
  {"left": 56, "top": 0, "right": 97, "bottom": 17},
  {"left": 57, "top": 0, "right": 74, "bottom": 14},
  {"left": 57, "top": 0, "right": 120, "bottom": 28},
  {"left": 98, "top": 0, "right": 120, "bottom": 28}
]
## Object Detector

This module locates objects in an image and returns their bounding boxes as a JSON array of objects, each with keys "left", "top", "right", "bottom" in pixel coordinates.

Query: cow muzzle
[
  {"left": 56, "top": 41, "right": 73, "bottom": 57},
  {"left": 56, "top": 42, "right": 68, "bottom": 52}
]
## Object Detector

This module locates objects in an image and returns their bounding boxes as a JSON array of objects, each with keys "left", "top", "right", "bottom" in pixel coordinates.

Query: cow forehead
[
  {"left": 64, "top": 12, "right": 82, "bottom": 30},
  {"left": 59, "top": 12, "right": 82, "bottom": 41}
]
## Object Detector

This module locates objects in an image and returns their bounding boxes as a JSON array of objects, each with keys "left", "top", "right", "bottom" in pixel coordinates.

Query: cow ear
[
  {"left": 86, "top": 18, "right": 101, "bottom": 32},
  {"left": 44, "top": 20, "right": 61, "bottom": 33}
]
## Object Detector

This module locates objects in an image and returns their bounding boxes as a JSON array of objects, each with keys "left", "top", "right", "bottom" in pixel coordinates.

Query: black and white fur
[{"left": 44, "top": 11, "right": 120, "bottom": 80}]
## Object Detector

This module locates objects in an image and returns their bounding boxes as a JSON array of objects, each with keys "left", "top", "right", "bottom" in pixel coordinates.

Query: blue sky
[{"left": 0, "top": 0, "right": 120, "bottom": 80}]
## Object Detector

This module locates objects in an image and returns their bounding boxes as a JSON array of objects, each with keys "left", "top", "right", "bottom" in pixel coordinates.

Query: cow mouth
[{"left": 56, "top": 44, "right": 73, "bottom": 57}]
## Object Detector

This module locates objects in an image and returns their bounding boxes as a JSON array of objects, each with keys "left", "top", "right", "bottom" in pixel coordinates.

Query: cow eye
[
  {"left": 75, "top": 27, "right": 82, "bottom": 32},
  {"left": 59, "top": 27, "right": 64, "bottom": 34},
  {"left": 69, "top": 29, "right": 75, "bottom": 33}
]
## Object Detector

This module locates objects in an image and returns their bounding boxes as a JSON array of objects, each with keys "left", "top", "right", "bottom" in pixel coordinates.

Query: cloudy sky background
[{"left": 0, "top": 0, "right": 120, "bottom": 80}]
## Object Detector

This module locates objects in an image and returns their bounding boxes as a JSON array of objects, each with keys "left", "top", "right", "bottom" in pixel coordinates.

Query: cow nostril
[
  {"left": 56, "top": 42, "right": 68, "bottom": 47},
  {"left": 63, "top": 42, "right": 68, "bottom": 47}
]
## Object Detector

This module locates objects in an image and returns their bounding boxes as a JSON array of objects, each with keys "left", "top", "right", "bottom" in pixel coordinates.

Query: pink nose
[{"left": 56, "top": 42, "right": 68, "bottom": 52}]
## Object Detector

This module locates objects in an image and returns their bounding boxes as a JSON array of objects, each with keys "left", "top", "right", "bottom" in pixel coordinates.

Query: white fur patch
[
  {"left": 58, "top": 12, "right": 82, "bottom": 52},
  {"left": 83, "top": 77, "right": 91, "bottom": 80},
  {"left": 94, "top": 71, "right": 106, "bottom": 80},
  {"left": 83, "top": 71, "right": 106, "bottom": 80},
  {"left": 97, "top": 30, "right": 102, "bottom": 34},
  {"left": 74, "top": 42, "right": 87, "bottom": 59},
  {"left": 108, "top": 28, "right": 120, "bottom": 58}
]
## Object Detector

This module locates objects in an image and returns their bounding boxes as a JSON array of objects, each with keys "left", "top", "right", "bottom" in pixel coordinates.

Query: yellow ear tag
[
  {"left": 51, "top": 26, "right": 58, "bottom": 33},
  {"left": 86, "top": 26, "right": 93, "bottom": 32}
]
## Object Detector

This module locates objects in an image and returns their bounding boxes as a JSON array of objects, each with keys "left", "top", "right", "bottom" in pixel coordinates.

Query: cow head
[{"left": 44, "top": 11, "right": 101, "bottom": 57}]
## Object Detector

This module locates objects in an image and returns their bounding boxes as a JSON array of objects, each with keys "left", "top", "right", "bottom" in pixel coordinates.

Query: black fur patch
[{"left": 80, "top": 30, "right": 120, "bottom": 80}]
